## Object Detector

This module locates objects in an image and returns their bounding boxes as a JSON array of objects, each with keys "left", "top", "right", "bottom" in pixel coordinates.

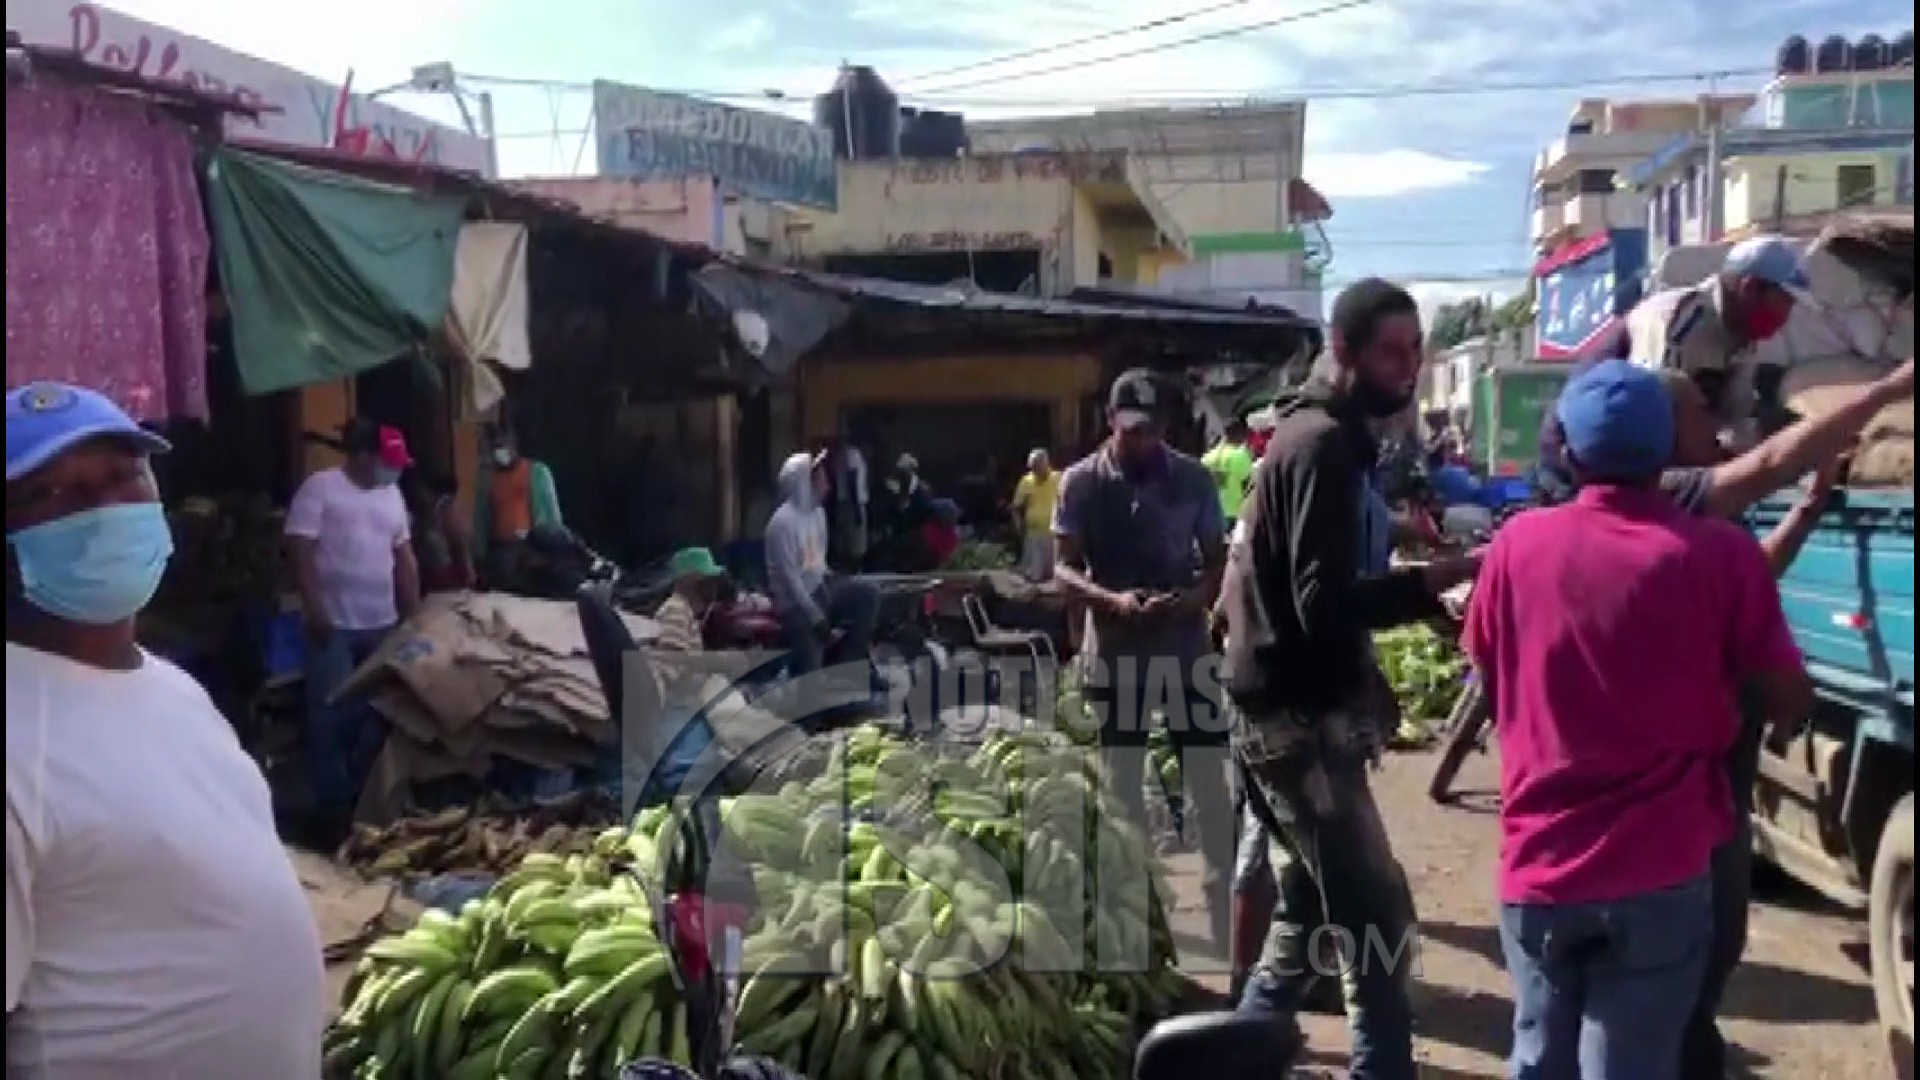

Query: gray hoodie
[{"left": 765, "top": 453, "right": 828, "bottom": 624}]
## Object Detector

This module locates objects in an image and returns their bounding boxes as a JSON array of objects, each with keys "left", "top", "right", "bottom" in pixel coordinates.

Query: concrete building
[
  {"left": 763, "top": 149, "right": 1165, "bottom": 296},
  {"left": 1624, "top": 33, "right": 1914, "bottom": 262},
  {"left": 967, "top": 104, "right": 1332, "bottom": 314},
  {"left": 1530, "top": 95, "right": 1754, "bottom": 255}
]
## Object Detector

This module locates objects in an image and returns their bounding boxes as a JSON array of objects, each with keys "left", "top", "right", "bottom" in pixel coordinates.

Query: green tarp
[{"left": 202, "top": 147, "right": 468, "bottom": 395}]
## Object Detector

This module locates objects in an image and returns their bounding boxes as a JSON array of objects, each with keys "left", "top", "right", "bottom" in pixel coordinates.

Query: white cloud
[
  {"left": 1306, "top": 149, "right": 1491, "bottom": 199},
  {"left": 705, "top": 14, "right": 775, "bottom": 56}
]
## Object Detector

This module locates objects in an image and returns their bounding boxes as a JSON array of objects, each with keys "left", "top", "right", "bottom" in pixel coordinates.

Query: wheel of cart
[
  {"left": 1871, "top": 791, "right": 1915, "bottom": 1080},
  {"left": 1424, "top": 585, "right": 1488, "bottom": 805},
  {"left": 1427, "top": 673, "right": 1491, "bottom": 804}
]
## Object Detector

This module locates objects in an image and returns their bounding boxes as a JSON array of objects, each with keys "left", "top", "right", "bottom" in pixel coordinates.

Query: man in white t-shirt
[
  {"left": 286, "top": 417, "right": 421, "bottom": 832},
  {"left": 5, "top": 382, "right": 326, "bottom": 1080}
]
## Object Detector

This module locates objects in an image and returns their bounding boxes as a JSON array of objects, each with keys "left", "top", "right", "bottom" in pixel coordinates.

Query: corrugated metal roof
[{"left": 768, "top": 266, "right": 1323, "bottom": 331}]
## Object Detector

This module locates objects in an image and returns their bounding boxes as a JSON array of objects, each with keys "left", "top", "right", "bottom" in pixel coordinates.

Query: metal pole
[
  {"left": 1703, "top": 89, "right": 1725, "bottom": 242},
  {"left": 479, "top": 90, "right": 500, "bottom": 180}
]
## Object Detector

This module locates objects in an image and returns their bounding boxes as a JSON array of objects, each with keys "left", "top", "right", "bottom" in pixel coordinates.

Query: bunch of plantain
[{"left": 325, "top": 725, "right": 1190, "bottom": 1080}]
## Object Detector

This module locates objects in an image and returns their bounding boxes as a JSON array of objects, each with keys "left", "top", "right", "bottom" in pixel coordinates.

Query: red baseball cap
[{"left": 376, "top": 425, "right": 413, "bottom": 470}]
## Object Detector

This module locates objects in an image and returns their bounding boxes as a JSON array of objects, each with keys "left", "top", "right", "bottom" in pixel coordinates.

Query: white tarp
[{"left": 444, "top": 223, "right": 531, "bottom": 417}]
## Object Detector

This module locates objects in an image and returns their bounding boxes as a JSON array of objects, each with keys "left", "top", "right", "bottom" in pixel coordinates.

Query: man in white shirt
[
  {"left": 5, "top": 381, "right": 326, "bottom": 1080},
  {"left": 286, "top": 417, "right": 422, "bottom": 834}
]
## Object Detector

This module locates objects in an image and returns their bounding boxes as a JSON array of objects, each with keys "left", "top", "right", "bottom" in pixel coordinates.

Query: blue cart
[{"left": 1747, "top": 488, "right": 1913, "bottom": 1070}]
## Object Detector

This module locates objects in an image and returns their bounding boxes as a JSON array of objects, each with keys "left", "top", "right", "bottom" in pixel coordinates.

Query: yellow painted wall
[
  {"left": 1725, "top": 150, "right": 1911, "bottom": 232},
  {"left": 780, "top": 154, "right": 1135, "bottom": 290},
  {"left": 1156, "top": 176, "right": 1283, "bottom": 237},
  {"left": 801, "top": 351, "right": 1102, "bottom": 453}
]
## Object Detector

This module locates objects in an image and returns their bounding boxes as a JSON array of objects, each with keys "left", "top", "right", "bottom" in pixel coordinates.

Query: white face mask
[{"left": 492, "top": 448, "right": 514, "bottom": 467}]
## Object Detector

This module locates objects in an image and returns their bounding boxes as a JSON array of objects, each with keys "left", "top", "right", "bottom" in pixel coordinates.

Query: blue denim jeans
[
  {"left": 1682, "top": 717, "right": 1763, "bottom": 1079},
  {"left": 304, "top": 625, "right": 391, "bottom": 817},
  {"left": 1500, "top": 873, "right": 1714, "bottom": 1080}
]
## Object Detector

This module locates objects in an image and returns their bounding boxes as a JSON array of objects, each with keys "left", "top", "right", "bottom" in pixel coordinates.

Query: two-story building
[
  {"left": 967, "top": 104, "right": 1332, "bottom": 314},
  {"left": 1530, "top": 95, "right": 1755, "bottom": 256},
  {"left": 1623, "top": 32, "right": 1914, "bottom": 264}
]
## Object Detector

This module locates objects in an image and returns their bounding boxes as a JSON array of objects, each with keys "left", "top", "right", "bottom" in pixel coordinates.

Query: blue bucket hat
[{"left": 1553, "top": 359, "right": 1675, "bottom": 482}]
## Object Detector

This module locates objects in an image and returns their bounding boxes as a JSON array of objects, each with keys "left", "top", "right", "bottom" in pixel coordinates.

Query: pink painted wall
[{"left": 507, "top": 175, "right": 724, "bottom": 250}]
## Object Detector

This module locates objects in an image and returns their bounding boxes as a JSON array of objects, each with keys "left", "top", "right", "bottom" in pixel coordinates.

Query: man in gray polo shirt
[{"left": 1053, "top": 369, "right": 1234, "bottom": 945}]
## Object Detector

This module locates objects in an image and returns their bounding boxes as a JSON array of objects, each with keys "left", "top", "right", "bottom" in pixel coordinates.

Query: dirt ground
[
  {"left": 1158, "top": 747, "right": 1895, "bottom": 1080},
  {"left": 300, "top": 746, "right": 1893, "bottom": 1078}
]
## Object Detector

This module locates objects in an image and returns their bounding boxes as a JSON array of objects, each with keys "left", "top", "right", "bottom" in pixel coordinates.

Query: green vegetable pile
[
  {"left": 942, "top": 542, "right": 1015, "bottom": 572},
  {"left": 1374, "top": 624, "right": 1469, "bottom": 743},
  {"left": 324, "top": 725, "right": 1188, "bottom": 1080}
]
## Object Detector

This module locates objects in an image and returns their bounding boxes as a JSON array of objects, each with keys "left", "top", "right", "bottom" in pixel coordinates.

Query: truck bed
[{"left": 1750, "top": 489, "right": 1915, "bottom": 709}]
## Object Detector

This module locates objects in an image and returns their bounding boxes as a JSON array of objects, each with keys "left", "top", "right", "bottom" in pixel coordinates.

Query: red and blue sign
[{"left": 1534, "top": 228, "right": 1648, "bottom": 361}]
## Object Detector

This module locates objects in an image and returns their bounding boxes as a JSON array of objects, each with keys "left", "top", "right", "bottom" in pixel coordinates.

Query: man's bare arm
[
  {"left": 1053, "top": 533, "right": 1122, "bottom": 615},
  {"left": 1704, "top": 359, "right": 1913, "bottom": 518},
  {"left": 393, "top": 542, "right": 423, "bottom": 620},
  {"left": 287, "top": 536, "right": 327, "bottom": 630},
  {"left": 1757, "top": 459, "right": 1842, "bottom": 578}
]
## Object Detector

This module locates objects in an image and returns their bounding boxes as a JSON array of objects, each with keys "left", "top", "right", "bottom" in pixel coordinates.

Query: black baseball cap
[{"left": 1108, "top": 369, "right": 1166, "bottom": 430}]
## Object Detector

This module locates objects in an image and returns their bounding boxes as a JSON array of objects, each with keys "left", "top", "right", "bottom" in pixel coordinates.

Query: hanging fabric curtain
[
  {"left": 5, "top": 75, "right": 212, "bottom": 421},
  {"left": 444, "top": 222, "right": 533, "bottom": 418},
  {"left": 200, "top": 146, "right": 467, "bottom": 395}
]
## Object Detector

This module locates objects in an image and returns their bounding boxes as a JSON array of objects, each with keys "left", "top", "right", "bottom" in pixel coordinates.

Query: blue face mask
[{"left": 6, "top": 502, "right": 175, "bottom": 624}]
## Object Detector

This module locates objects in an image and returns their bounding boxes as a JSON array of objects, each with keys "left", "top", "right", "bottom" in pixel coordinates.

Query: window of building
[
  {"left": 1577, "top": 169, "right": 1617, "bottom": 194},
  {"left": 1836, "top": 163, "right": 1878, "bottom": 207}
]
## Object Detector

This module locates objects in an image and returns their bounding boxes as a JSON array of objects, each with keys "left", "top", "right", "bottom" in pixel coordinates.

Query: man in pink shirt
[{"left": 1463, "top": 359, "right": 1812, "bottom": 1080}]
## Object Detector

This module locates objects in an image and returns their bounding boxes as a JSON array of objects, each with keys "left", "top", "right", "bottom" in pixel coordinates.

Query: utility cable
[
  {"left": 911, "top": 0, "right": 1383, "bottom": 95},
  {"left": 896, "top": 0, "right": 1262, "bottom": 86}
]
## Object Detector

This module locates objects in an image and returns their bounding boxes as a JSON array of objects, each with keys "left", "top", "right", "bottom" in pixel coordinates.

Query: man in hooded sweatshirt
[
  {"left": 1221, "top": 279, "right": 1480, "bottom": 1080},
  {"left": 766, "top": 452, "right": 880, "bottom": 687}
]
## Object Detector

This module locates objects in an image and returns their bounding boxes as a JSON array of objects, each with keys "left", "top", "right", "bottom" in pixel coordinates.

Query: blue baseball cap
[
  {"left": 1553, "top": 359, "right": 1675, "bottom": 482},
  {"left": 6, "top": 382, "right": 171, "bottom": 483},
  {"left": 1725, "top": 235, "right": 1813, "bottom": 296}
]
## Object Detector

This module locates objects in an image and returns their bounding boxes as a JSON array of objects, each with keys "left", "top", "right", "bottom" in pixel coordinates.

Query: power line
[
  {"left": 483, "top": 64, "right": 1782, "bottom": 144},
  {"left": 896, "top": 0, "right": 1262, "bottom": 86},
  {"left": 913, "top": 0, "right": 1383, "bottom": 95}
]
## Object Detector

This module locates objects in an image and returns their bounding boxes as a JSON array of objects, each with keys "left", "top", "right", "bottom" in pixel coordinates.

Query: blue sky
[{"left": 100, "top": 0, "right": 1907, "bottom": 314}]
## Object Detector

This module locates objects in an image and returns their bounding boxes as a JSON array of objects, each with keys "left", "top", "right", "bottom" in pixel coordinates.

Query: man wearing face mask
[
  {"left": 1221, "top": 279, "right": 1480, "bottom": 1080},
  {"left": 286, "top": 416, "right": 422, "bottom": 834},
  {"left": 6, "top": 382, "right": 326, "bottom": 1080},
  {"left": 472, "top": 425, "right": 564, "bottom": 588},
  {"left": 1624, "top": 235, "right": 1813, "bottom": 440}
]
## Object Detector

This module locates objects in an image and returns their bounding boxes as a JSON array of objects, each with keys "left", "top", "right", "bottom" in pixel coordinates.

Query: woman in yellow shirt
[{"left": 1009, "top": 448, "right": 1059, "bottom": 580}]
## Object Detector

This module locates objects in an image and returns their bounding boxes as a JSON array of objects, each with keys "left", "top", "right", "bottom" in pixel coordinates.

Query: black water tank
[
  {"left": 1777, "top": 35, "right": 1810, "bottom": 75},
  {"left": 1815, "top": 34, "right": 1854, "bottom": 73},
  {"left": 812, "top": 66, "right": 900, "bottom": 161},
  {"left": 1893, "top": 31, "right": 1915, "bottom": 67},
  {"left": 1856, "top": 34, "right": 1889, "bottom": 71},
  {"left": 900, "top": 109, "right": 968, "bottom": 159}
]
